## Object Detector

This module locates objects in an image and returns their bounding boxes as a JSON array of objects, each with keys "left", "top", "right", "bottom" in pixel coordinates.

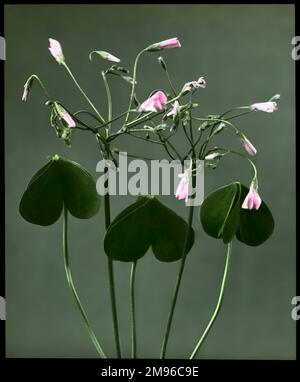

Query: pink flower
[
  {"left": 250, "top": 102, "right": 277, "bottom": 113},
  {"left": 242, "top": 187, "right": 262, "bottom": 210},
  {"left": 243, "top": 137, "right": 257, "bottom": 156},
  {"left": 167, "top": 100, "right": 180, "bottom": 117},
  {"left": 49, "top": 38, "right": 65, "bottom": 64},
  {"left": 158, "top": 37, "right": 181, "bottom": 49},
  {"left": 22, "top": 87, "right": 28, "bottom": 102},
  {"left": 138, "top": 91, "right": 168, "bottom": 113},
  {"left": 176, "top": 171, "right": 191, "bottom": 202}
]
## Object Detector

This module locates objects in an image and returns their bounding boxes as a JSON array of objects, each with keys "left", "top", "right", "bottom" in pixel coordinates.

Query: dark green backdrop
[{"left": 5, "top": 4, "right": 295, "bottom": 359}]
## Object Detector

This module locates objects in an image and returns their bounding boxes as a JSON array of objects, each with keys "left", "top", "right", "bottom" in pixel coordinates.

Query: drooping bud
[{"left": 89, "top": 50, "right": 120, "bottom": 63}]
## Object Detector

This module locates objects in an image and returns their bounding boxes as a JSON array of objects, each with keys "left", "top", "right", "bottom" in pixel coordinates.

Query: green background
[{"left": 5, "top": 4, "right": 295, "bottom": 359}]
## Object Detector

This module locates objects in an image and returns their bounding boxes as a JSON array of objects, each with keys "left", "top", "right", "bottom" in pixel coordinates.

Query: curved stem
[
  {"left": 160, "top": 158, "right": 196, "bottom": 359},
  {"left": 101, "top": 71, "right": 113, "bottom": 137},
  {"left": 104, "top": 186, "right": 122, "bottom": 358},
  {"left": 62, "top": 205, "right": 106, "bottom": 358},
  {"left": 62, "top": 62, "right": 105, "bottom": 124},
  {"left": 124, "top": 49, "right": 146, "bottom": 126},
  {"left": 29, "top": 75, "right": 52, "bottom": 100},
  {"left": 130, "top": 260, "right": 138, "bottom": 358},
  {"left": 189, "top": 241, "right": 232, "bottom": 359}
]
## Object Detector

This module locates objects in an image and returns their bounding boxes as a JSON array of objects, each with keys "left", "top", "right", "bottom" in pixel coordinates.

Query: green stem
[
  {"left": 30, "top": 75, "right": 52, "bottom": 100},
  {"left": 62, "top": 62, "right": 105, "bottom": 124},
  {"left": 189, "top": 241, "right": 232, "bottom": 359},
  {"left": 62, "top": 205, "right": 106, "bottom": 358},
  {"left": 104, "top": 185, "right": 122, "bottom": 358},
  {"left": 124, "top": 49, "right": 146, "bottom": 126},
  {"left": 101, "top": 71, "right": 113, "bottom": 137},
  {"left": 160, "top": 158, "right": 196, "bottom": 359},
  {"left": 130, "top": 260, "right": 138, "bottom": 358}
]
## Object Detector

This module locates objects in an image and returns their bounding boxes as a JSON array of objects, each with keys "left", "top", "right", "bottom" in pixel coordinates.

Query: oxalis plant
[{"left": 20, "top": 37, "right": 277, "bottom": 359}]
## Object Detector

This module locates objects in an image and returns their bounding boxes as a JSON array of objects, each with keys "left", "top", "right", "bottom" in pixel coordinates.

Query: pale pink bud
[
  {"left": 147, "top": 38, "right": 181, "bottom": 51},
  {"left": 167, "top": 100, "right": 180, "bottom": 117},
  {"left": 242, "top": 187, "right": 262, "bottom": 210},
  {"left": 60, "top": 110, "right": 76, "bottom": 128},
  {"left": 250, "top": 102, "right": 277, "bottom": 113},
  {"left": 243, "top": 137, "right": 257, "bottom": 156},
  {"left": 56, "top": 104, "right": 76, "bottom": 128},
  {"left": 138, "top": 91, "right": 168, "bottom": 113},
  {"left": 159, "top": 37, "right": 181, "bottom": 49},
  {"left": 106, "top": 53, "right": 120, "bottom": 63},
  {"left": 205, "top": 152, "right": 220, "bottom": 160},
  {"left": 89, "top": 50, "right": 120, "bottom": 63},
  {"left": 49, "top": 38, "right": 65, "bottom": 64},
  {"left": 175, "top": 172, "right": 190, "bottom": 202},
  {"left": 22, "top": 87, "right": 29, "bottom": 102}
]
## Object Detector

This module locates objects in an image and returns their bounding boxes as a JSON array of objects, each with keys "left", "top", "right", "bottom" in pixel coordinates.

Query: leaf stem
[
  {"left": 62, "top": 205, "right": 107, "bottom": 358},
  {"left": 189, "top": 241, "right": 232, "bottom": 359},
  {"left": 104, "top": 179, "right": 122, "bottom": 358},
  {"left": 130, "top": 260, "right": 138, "bottom": 358}
]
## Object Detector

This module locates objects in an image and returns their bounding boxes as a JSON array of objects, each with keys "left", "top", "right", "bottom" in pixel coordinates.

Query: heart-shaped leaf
[
  {"left": 236, "top": 185, "right": 274, "bottom": 246},
  {"left": 104, "top": 196, "right": 195, "bottom": 262},
  {"left": 200, "top": 182, "right": 274, "bottom": 246},
  {"left": 200, "top": 182, "right": 241, "bottom": 243},
  {"left": 104, "top": 197, "right": 153, "bottom": 262},
  {"left": 19, "top": 155, "right": 100, "bottom": 226},
  {"left": 151, "top": 198, "right": 194, "bottom": 262}
]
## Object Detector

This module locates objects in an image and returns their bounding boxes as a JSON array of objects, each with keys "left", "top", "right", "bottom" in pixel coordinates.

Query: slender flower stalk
[
  {"left": 160, "top": 157, "right": 196, "bottom": 359},
  {"left": 101, "top": 71, "right": 113, "bottom": 137},
  {"left": 124, "top": 49, "right": 147, "bottom": 126},
  {"left": 62, "top": 205, "right": 107, "bottom": 358},
  {"left": 189, "top": 242, "right": 232, "bottom": 359},
  {"left": 104, "top": 167, "right": 122, "bottom": 359},
  {"left": 61, "top": 61, "right": 106, "bottom": 124},
  {"left": 130, "top": 261, "right": 138, "bottom": 358}
]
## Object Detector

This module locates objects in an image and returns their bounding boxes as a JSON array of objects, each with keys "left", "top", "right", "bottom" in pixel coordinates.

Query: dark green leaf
[
  {"left": 200, "top": 182, "right": 240, "bottom": 241},
  {"left": 19, "top": 155, "right": 100, "bottom": 226},
  {"left": 236, "top": 185, "right": 274, "bottom": 246},
  {"left": 151, "top": 198, "right": 194, "bottom": 262},
  {"left": 104, "top": 196, "right": 153, "bottom": 262},
  {"left": 104, "top": 196, "right": 195, "bottom": 263}
]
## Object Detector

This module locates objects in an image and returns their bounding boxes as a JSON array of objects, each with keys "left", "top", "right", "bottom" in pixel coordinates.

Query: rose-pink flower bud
[
  {"left": 242, "top": 187, "right": 262, "bottom": 210},
  {"left": 49, "top": 38, "right": 65, "bottom": 64},
  {"left": 138, "top": 91, "right": 168, "bottom": 113},
  {"left": 250, "top": 102, "right": 277, "bottom": 113},
  {"left": 147, "top": 37, "right": 181, "bottom": 52}
]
